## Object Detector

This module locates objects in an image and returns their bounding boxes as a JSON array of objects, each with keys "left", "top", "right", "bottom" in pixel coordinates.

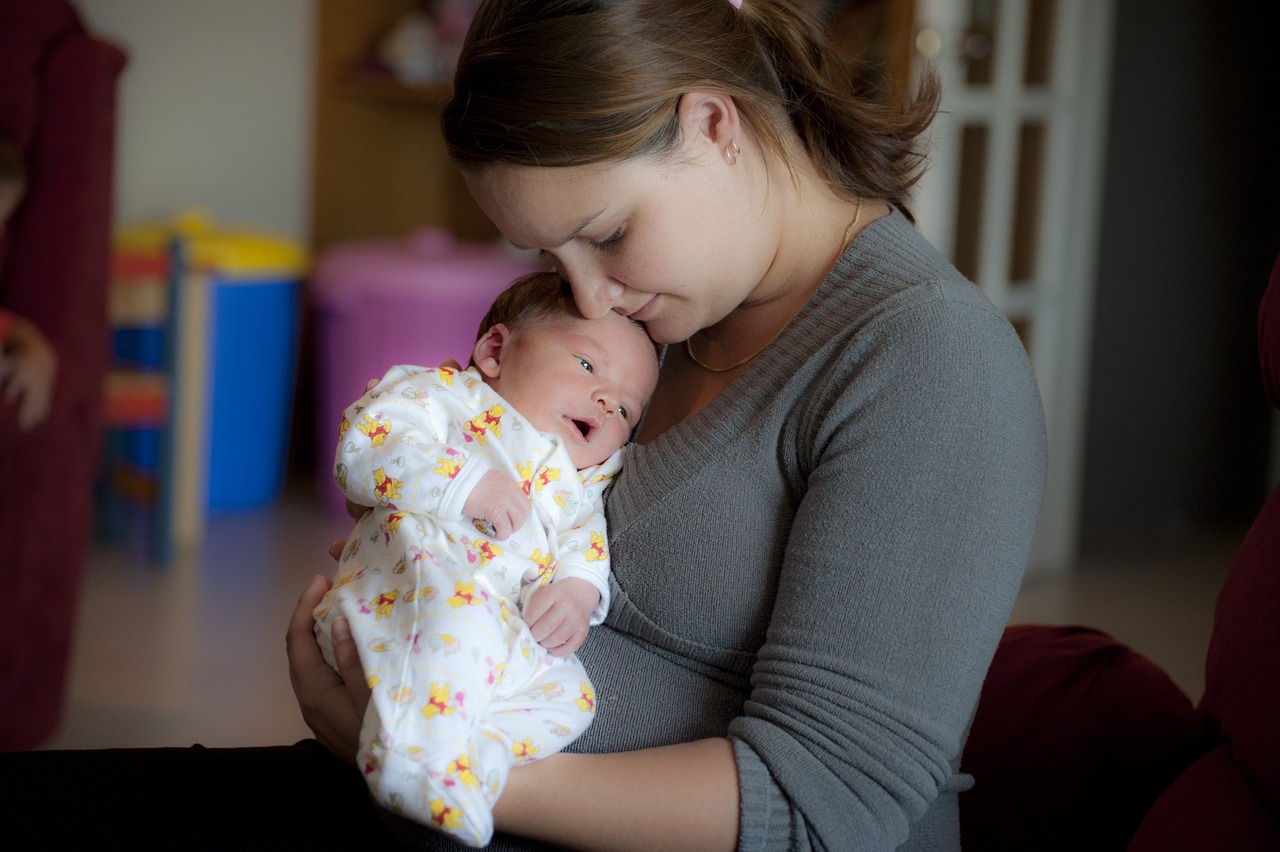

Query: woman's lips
[{"left": 628, "top": 295, "right": 658, "bottom": 322}]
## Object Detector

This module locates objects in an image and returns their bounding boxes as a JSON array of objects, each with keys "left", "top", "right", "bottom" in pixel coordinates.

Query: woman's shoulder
[{"left": 796, "top": 211, "right": 1017, "bottom": 365}]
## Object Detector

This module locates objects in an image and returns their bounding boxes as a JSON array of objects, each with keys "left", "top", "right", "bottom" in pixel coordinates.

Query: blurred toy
[{"left": 377, "top": 0, "right": 478, "bottom": 85}]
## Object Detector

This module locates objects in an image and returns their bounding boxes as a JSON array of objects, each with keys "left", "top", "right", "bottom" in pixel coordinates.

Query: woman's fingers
[
  {"left": 286, "top": 575, "right": 334, "bottom": 702},
  {"left": 330, "top": 616, "right": 370, "bottom": 715},
  {"left": 286, "top": 574, "right": 362, "bottom": 763}
]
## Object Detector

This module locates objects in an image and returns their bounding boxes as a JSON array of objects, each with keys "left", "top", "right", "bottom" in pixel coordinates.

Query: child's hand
[
  {"left": 524, "top": 577, "right": 600, "bottom": 657},
  {"left": 463, "top": 469, "right": 531, "bottom": 540},
  {"left": 0, "top": 314, "right": 57, "bottom": 431}
]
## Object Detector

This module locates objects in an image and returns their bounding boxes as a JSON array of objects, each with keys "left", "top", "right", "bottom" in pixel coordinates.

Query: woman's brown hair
[{"left": 441, "top": 0, "right": 940, "bottom": 220}]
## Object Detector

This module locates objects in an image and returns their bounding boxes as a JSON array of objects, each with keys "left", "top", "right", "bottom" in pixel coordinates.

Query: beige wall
[{"left": 77, "top": 0, "right": 314, "bottom": 242}]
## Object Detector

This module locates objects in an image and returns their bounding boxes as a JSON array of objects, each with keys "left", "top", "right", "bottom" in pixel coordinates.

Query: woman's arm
[
  {"left": 286, "top": 576, "right": 740, "bottom": 850},
  {"left": 494, "top": 739, "right": 739, "bottom": 852}
]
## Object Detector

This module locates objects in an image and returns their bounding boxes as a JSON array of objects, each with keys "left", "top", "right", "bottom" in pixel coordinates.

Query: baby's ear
[{"left": 472, "top": 323, "right": 511, "bottom": 378}]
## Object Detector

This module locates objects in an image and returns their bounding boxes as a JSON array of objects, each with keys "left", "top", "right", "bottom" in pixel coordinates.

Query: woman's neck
[{"left": 693, "top": 177, "right": 873, "bottom": 362}]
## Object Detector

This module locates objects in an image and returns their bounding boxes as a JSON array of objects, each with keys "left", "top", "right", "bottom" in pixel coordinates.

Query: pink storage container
[{"left": 311, "top": 228, "right": 539, "bottom": 518}]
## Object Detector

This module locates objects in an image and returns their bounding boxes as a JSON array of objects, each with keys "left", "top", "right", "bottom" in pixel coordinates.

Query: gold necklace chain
[{"left": 686, "top": 196, "right": 863, "bottom": 373}]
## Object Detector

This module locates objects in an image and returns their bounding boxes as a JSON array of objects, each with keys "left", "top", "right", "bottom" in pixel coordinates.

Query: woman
[
  {"left": 0, "top": 1, "right": 1043, "bottom": 849},
  {"left": 291, "top": 1, "right": 1046, "bottom": 849}
]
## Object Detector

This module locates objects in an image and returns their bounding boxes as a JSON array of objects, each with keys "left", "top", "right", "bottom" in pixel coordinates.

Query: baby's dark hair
[
  {"left": 474, "top": 271, "right": 580, "bottom": 342},
  {"left": 469, "top": 271, "right": 656, "bottom": 368}
]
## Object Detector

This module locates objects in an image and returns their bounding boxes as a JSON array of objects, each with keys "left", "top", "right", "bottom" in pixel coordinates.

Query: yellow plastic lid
[{"left": 114, "top": 209, "right": 308, "bottom": 278}]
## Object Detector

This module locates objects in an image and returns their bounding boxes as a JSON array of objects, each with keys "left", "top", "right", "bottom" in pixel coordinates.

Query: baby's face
[{"left": 484, "top": 312, "right": 658, "bottom": 468}]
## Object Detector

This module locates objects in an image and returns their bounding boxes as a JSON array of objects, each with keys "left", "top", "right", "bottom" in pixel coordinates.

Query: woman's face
[{"left": 465, "top": 150, "right": 778, "bottom": 345}]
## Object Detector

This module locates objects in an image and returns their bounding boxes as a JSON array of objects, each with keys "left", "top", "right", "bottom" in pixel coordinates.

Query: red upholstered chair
[
  {"left": 0, "top": 0, "right": 127, "bottom": 749},
  {"left": 961, "top": 253, "right": 1280, "bottom": 850},
  {"left": 1125, "top": 255, "right": 1280, "bottom": 849}
]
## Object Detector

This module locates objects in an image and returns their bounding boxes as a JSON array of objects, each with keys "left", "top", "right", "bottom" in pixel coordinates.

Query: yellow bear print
[
  {"left": 448, "top": 581, "right": 483, "bottom": 608},
  {"left": 434, "top": 453, "right": 463, "bottom": 480},
  {"left": 466, "top": 537, "right": 502, "bottom": 566},
  {"left": 575, "top": 680, "right": 597, "bottom": 713},
  {"left": 527, "top": 549, "right": 555, "bottom": 588},
  {"left": 372, "top": 468, "right": 402, "bottom": 505},
  {"left": 517, "top": 461, "right": 560, "bottom": 496},
  {"left": 447, "top": 754, "right": 481, "bottom": 791},
  {"left": 369, "top": 589, "right": 398, "bottom": 621},
  {"left": 381, "top": 512, "right": 406, "bottom": 544},
  {"left": 534, "top": 465, "right": 560, "bottom": 493},
  {"left": 512, "top": 739, "right": 541, "bottom": 763},
  {"left": 429, "top": 798, "right": 462, "bottom": 832},
  {"left": 422, "top": 682, "right": 456, "bottom": 719},
  {"left": 463, "top": 404, "right": 505, "bottom": 446},
  {"left": 356, "top": 412, "right": 392, "bottom": 447},
  {"left": 585, "top": 531, "right": 608, "bottom": 562}
]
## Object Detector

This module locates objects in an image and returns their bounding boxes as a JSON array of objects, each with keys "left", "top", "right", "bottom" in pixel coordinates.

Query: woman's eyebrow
[{"left": 508, "top": 209, "right": 606, "bottom": 252}]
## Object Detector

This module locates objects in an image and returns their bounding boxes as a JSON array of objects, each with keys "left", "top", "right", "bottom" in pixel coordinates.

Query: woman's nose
[{"left": 564, "top": 264, "right": 623, "bottom": 320}]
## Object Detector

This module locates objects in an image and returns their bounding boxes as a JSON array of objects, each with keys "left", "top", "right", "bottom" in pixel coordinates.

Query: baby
[{"left": 314, "top": 272, "right": 659, "bottom": 847}]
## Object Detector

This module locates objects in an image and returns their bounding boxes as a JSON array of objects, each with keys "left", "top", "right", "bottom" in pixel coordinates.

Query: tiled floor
[{"left": 42, "top": 482, "right": 1242, "bottom": 750}]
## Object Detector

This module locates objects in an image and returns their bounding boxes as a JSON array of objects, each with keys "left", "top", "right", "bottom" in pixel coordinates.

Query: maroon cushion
[
  {"left": 961, "top": 625, "right": 1210, "bottom": 851},
  {"left": 1192, "top": 254, "right": 1280, "bottom": 815},
  {"left": 1197, "top": 464, "right": 1280, "bottom": 814},
  {"left": 1127, "top": 744, "right": 1280, "bottom": 851}
]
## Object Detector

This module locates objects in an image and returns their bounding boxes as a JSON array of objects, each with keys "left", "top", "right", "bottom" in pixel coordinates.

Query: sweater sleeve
[
  {"left": 335, "top": 365, "right": 492, "bottom": 521},
  {"left": 727, "top": 291, "right": 1047, "bottom": 850}
]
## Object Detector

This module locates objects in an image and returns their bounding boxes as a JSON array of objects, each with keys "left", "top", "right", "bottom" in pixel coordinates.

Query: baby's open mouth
[{"left": 572, "top": 419, "right": 591, "bottom": 438}]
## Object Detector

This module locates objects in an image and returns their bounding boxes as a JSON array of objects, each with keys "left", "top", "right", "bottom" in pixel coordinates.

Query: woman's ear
[
  {"left": 677, "top": 90, "right": 742, "bottom": 162},
  {"left": 472, "top": 323, "right": 511, "bottom": 378}
]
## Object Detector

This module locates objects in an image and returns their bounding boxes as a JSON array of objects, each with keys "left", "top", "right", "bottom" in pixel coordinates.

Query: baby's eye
[
  {"left": 578, "top": 357, "right": 593, "bottom": 373},
  {"left": 617, "top": 405, "right": 629, "bottom": 420}
]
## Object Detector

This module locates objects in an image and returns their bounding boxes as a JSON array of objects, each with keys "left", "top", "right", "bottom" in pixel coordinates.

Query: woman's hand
[{"left": 286, "top": 574, "right": 369, "bottom": 765}]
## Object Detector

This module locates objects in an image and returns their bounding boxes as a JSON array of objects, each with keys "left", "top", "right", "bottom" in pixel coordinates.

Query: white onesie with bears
[{"left": 314, "top": 364, "right": 617, "bottom": 847}]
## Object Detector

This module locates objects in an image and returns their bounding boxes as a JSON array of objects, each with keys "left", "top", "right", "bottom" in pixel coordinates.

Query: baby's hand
[
  {"left": 462, "top": 469, "right": 530, "bottom": 540},
  {"left": 524, "top": 577, "right": 599, "bottom": 657}
]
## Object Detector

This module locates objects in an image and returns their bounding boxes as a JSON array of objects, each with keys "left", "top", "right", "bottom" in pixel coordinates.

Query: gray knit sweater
[{"left": 400, "top": 209, "right": 1047, "bottom": 850}]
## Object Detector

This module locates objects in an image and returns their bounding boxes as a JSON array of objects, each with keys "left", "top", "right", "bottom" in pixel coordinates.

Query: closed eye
[{"left": 590, "top": 227, "right": 624, "bottom": 252}]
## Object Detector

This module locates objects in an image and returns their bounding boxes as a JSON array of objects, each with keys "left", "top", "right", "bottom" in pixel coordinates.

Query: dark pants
[{"left": 0, "top": 740, "right": 407, "bottom": 850}]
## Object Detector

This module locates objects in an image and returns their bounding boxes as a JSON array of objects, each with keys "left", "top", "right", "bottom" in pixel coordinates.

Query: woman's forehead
[{"left": 470, "top": 161, "right": 640, "bottom": 222}]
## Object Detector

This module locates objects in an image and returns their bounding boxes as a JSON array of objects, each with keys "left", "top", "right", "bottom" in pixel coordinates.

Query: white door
[{"left": 911, "top": 0, "right": 1116, "bottom": 578}]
